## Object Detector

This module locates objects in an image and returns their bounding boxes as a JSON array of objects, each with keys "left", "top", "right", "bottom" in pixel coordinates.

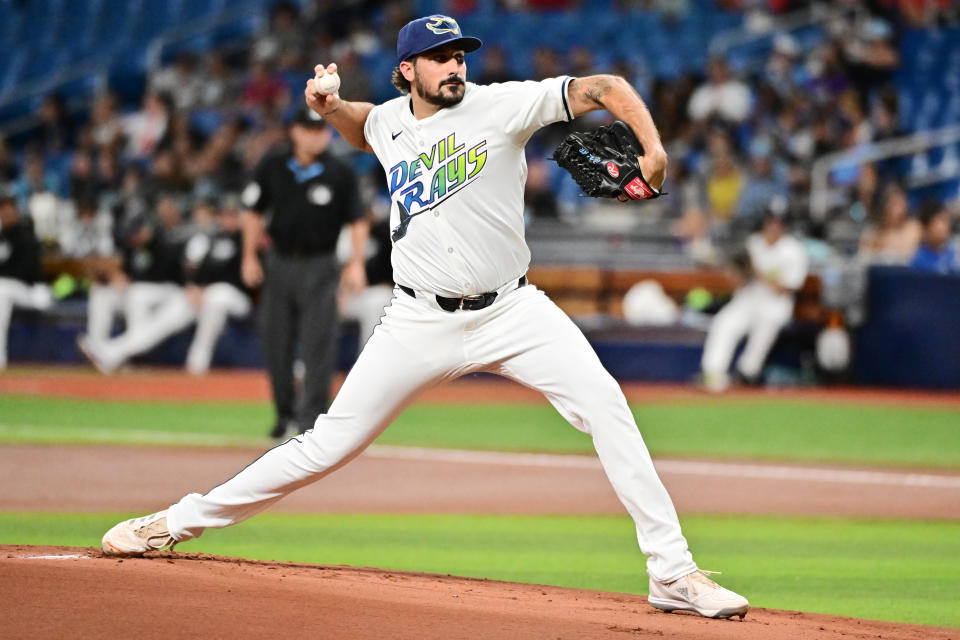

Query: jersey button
[
  {"left": 418, "top": 140, "right": 424, "bottom": 147},
  {"left": 447, "top": 247, "right": 454, "bottom": 253}
]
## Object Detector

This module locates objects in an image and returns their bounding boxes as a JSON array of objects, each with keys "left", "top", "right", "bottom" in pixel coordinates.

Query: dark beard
[{"left": 414, "top": 72, "right": 465, "bottom": 107}]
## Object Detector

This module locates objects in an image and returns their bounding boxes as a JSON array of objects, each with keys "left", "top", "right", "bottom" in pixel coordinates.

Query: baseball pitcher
[{"left": 102, "top": 15, "right": 749, "bottom": 620}]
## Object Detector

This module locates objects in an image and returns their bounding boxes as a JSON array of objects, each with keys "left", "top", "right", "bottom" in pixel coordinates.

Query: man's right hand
[
  {"left": 242, "top": 254, "right": 264, "bottom": 288},
  {"left": 305, "top": 63, "right": 341, "bottom": 117}
]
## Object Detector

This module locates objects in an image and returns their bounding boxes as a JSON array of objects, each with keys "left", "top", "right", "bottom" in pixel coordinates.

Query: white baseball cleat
[
  {"left": 648, "top": 570, "right": 749, "bottom": 619},
  {"left": 76, "top": 335, "right": 120, "bottom": 375},
  {"left": 101, "top": 510, "right": 177, "bottom": 556}
]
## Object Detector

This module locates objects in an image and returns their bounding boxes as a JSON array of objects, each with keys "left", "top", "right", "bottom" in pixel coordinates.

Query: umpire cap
[{"left": 290, "top": 105, "right": 327, "bottom": 129}]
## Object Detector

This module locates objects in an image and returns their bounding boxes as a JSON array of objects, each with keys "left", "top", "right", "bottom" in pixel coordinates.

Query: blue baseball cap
[{"left": 396, "top": 15, "right": 482, "bottom": 63}]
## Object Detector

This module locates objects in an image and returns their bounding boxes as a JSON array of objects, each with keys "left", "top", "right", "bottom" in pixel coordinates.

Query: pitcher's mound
[{"left": 1, "top": 545, "right": 949, "bottom": 640}]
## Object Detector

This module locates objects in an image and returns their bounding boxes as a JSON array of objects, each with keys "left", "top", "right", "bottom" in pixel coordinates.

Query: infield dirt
[{"left": 3, "top": 545, "right": 956, "bottom": 640}]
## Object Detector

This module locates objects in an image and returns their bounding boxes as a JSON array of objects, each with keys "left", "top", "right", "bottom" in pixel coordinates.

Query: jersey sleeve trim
[{"left": 560, "top": 76, "right": 573, "bottom": 122}]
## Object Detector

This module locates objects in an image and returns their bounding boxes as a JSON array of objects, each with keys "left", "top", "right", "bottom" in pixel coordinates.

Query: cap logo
[{"left": 425, "top": 16, "right": 460, "bottom": 35}]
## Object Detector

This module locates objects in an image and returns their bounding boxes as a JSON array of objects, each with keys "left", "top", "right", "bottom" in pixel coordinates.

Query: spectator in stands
[
  {"left": 651, "top": 78, "right": 694, "bottom": 143},
  {"left": 762, "top": 34, "right": 800, "bottom": 101},
  {"left": 31, "top": 94, "right": 75, "bottom": 155},
  {"left": 193, "top": 119, "right": 248, "bottom": 198},
  {"left": 13, "top": 153, "right": 67, "bottom": 247},
  {"left": 842, "top": 18, "right": 900, "bottom": 99},
  {"left": 149, "top": 52, "right": 204, "bottom": 112},
  {"left": 532, "top": 45, "right": 562, "bottom": 81},
  {"left": 243, "top": 60, "right": 290, "bottom": 119},
  {"left": 197, "top": 53, "right": 242, "bottom": 109},
  {"left": 568, "top": 46, "right": 597, "bottom": 78},
  {"left": 68, "top": 151, "right": 103, "bottom": 206},
  {"left": 687, "top": 57, "right": 752, "bottom": 125},
  {"left": 869, "top": 88, "right": 903, "bottom": 144},
  {"left": 121, "top": 91, "right": 171, "bottom": 160},
  {"left": 0, "top": 137, "right": 17, "bottom": 184},
  {"left": 837, "top": 90, "right": 872, "bottom": 147},
  {"left": 89, "top": 92, "right": 123, "bottom": 152},
  {"left": 0, "top": 193, "right": 52, "bottom": 370},
  {"left": 734, "top": 137, "right": 786, "bottom": 220},
  {"left": 700, "top": 209, "right": 809, "bottom": 392},
  {"left": 858, "top": 182, "right": 921, "bottom": 263},
  {"left": 78, "top": 198, "right": 251, "bottom": 374},
  {"left": 805, "top": 40, "right": 850, "bottom": 104},
  {"left": 252, "top": 0, "right": 306, "bottom": 63},
  {"left": 478, "top": 45, "right": 515, "bottom": 85},
  {"left": 703, "top": 128, "right": 744, "bottom": 223},
  {"left": 59, "top": 197, "right": 114, "bottom": 259},
  {"left": 910, "top": 199, "right": 958, "bottom": 274},
  {"left": 523, "top": 158, "right": 560, "bottom": 220}
]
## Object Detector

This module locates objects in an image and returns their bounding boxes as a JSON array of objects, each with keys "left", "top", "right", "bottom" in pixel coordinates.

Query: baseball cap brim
[{"left": 403, "top": 35, "right": 482, "bottom": 61}]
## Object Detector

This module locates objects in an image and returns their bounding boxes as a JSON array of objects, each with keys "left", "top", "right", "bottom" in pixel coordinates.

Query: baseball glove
[{"left": 552, "top": 120, "right": 664, "bottom": 201}]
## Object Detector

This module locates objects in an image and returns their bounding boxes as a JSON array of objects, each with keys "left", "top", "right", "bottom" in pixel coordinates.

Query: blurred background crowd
[{"left": 1, "top": 0, "right": 958, "bottom": 388}]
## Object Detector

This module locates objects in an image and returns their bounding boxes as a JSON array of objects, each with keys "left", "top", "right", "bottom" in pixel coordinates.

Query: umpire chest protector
[{"left": 243, "top": 150, "right": 362, "bottom": 257}]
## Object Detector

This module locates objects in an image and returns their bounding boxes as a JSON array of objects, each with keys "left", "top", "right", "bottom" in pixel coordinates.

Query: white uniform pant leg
[
  {"left": 478, "top": 287, "right": 697, "bottom": 583},
  {"left": 124, "top": 282, "right": 180, "bottom": 334},
  {"left": 101, "top": 290, "right": 196, "bottom": 366},
  {"left": 736, "top": 295, "right": 793, "bottom": 379},
  {"left": 700, "top": 290, "right": 754, "bottom": 377},
  {"left": 0, "top": 278, "right": 51, "bottom": 369},
  {"left": 0, "top": 278, "right": 29, "bottom": 369},
  {"left": 185, "top": 283, "right": 252, "bottom": 375},
  {"left": 166, "top": 293, "right": 465, "bottom": 541},
  {"left": 87, "top": 283, "right": 124, "bottom": 344}
]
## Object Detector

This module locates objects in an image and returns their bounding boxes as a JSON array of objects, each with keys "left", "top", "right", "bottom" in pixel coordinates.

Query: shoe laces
[
  {"left": 687, "top": 570, "right": 723, "bottom": 590},
  {"left": 131, "top": 514, "right": 176, "bottom": 551}
]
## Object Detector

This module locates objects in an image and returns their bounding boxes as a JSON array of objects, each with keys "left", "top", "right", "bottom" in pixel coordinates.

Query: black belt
[{"left": 399, "top": 276, "right": 527, "bottom": 312}]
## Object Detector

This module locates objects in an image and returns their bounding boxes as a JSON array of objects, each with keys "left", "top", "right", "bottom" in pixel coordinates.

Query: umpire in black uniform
[{"left": 241, "top": 107, "right": 368, "bottom": 438}]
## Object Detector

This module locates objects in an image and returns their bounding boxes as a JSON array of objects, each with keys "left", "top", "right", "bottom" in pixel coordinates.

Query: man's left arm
[{"left": 566, "top": 75, "right": 667, "bottom": 190}]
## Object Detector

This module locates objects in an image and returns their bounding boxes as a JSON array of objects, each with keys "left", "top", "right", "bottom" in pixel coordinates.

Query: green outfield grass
[
  {"left": 2, "top": 512, "right": 958, "bottom": 628},
  {"left": 2, "top": 394, "right": 960, "bottom": 468}
]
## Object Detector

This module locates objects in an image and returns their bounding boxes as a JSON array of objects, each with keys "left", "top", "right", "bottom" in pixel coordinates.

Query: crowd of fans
[{"left": 1, "top": 0, "right": 959, "bottom": 371}]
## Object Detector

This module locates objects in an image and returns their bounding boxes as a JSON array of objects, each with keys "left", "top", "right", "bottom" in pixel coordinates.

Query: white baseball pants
[
  {"left": 701, "top": 282, "right": 794, "bottom": 381},
  {"left": 0, "top": 277, "right": 52, "bottom": 369},
  {"left": 167, "top": 284, "right": 697, "bottom": 582},
  {"left": 87, "top": 282, "right": 183, "bottom": 344},
  {"left": 95, "top": 283, "right": 251, "bottom": 373}
]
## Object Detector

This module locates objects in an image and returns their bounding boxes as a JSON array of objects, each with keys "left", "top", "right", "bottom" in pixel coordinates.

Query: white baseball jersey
[
  {"left": 746, "top": 232, "right": 808, "bottom": 294},
  {"left": 363, "top": 77, "right": 573, "bottom": 297}
]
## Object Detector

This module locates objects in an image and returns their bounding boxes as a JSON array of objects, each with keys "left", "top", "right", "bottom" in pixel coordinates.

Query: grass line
[
  {"left": 3, "top": 394, "right": 960, "bottom": 468},
  {"left": 2, "top": 512, "right": 958, "bottom": 628}
]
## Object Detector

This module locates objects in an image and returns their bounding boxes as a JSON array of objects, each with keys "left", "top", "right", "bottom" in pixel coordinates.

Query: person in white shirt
[
  {"left": 687, "top": 57, "right": 752, "bottom": 125},
  {"left": 101, "top": 15, "right": 749, "bottom": 620},
  {"left": 701, "top": 210, "right": 809, "bottom": 391}
]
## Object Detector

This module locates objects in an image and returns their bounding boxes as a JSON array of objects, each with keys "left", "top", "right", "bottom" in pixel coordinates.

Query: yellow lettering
[{"left": 467, "top": 141, "right": 487, "bottom": 178}]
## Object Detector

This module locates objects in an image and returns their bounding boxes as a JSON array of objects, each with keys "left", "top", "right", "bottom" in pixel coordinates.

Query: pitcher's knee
[{"left": 297, "top": 414, "right": 380, "bottom": 470}]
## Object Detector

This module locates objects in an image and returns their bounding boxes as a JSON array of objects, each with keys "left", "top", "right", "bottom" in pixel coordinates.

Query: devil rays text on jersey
[{"left": 388, "top": 132, "right": 487, "bottom": 241}]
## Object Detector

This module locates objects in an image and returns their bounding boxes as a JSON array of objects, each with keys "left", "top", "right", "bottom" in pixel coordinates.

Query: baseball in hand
[{"left": 313, "top": 71, "right": 340, "bottom": 95}]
